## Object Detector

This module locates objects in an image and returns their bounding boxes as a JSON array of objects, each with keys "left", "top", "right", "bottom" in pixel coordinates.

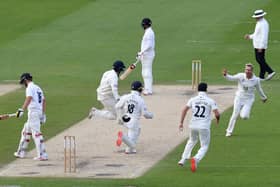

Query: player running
[
  {"left": 178, "top": 83, "right": 220, "bottom": 172},
  {"left": 223, "top": 63, "right": 267, "bottom": 137},
  {"left": 115, "top": 81, "right": 153, "bottom": 154}
]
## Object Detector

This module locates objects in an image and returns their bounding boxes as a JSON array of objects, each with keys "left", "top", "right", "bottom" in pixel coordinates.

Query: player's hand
[
  {"left": 262, "top": 98, "right": 267, "bottom": 103},
  {"left": 244, "top": 34, "right": 250, "bottom": 40},
  {"left": 222, "top": 69, "right": 227, "bottom": 76},
  {"left": 40, "top": 113, "right": 46, "bottom": 124},
  {"left": 179, "top": 124, "right": 183, "bottom": 132},
  {"left": 136, "top": 52, "right": 142, "bottom": 61},
  {"left": 257, "top": 48, "right": 263, "bottom": 53},
  {"left": 16, "top": 108, "right": 24, "bottom": 118}
]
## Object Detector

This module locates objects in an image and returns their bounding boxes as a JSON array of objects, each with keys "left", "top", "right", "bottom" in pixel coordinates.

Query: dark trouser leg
[{"left": 254, "top": 49, "right": 274, "bottom": 79}]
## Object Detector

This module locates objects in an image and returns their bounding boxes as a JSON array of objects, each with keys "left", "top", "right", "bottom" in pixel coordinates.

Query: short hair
[
  {"left": 198, "top": 82, "right": 207, "bottom": 92},
  {"left": 245, "top": 63, "right": 254, "bottom": 70}
]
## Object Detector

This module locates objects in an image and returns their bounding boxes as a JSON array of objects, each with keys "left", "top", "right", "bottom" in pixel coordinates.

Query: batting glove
[
  {"left": 40, "top": 113, "right": 46, "bottom": 124},
  {"left": 16, "top": 108, "right": 24, "bottom": 118}
]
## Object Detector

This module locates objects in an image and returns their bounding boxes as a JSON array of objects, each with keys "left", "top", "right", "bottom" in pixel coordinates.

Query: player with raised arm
[
  {"left": 223, "top": 63, "right": 267, "bottom": 137},
  {"left": 178, "top": 83, "right": 220, "bottom": 172}
]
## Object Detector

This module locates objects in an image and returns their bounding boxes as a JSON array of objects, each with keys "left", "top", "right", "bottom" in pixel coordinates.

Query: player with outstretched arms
[{"left": 223, "top": 63, "right": 267, "bottom": 137}]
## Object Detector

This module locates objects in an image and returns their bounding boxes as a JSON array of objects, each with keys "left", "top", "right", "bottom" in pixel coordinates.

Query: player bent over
[
  {"left": 178, "top": 83, "right": 220, "bottom": 172},
  {"left": 14, "top": 73, "right": 48, "bottom": 161},
  {"left": 115, "top": 81, "right": 153, "bottom": 154},
  {"left": 88, "top": 60, "right": 125, "bottom": 120},
  {"left": 223, "top": 63, "right": 267, "bottom": 137}
]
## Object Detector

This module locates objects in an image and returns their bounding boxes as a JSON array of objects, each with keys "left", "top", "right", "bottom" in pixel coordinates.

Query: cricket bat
[
  {"left": 0, "top": 113, "right": 17, "bottom": 120},
  {"left": 120, "top": 60, "right": 140, "bottom": 80}
]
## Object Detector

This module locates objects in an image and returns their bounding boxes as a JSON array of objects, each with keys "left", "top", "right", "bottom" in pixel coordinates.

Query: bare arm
[
  {"left": 21, "top": 96, "right": 32, "bottom": 110},
  {"left": 42, "top": 98, "right": 46, "bottom": 113},
  {"left": 213, "top": 109, "right": 220, "bottom": 124},
  {"left": 179, "top": 105, "right": 190, "bottom": 131}
]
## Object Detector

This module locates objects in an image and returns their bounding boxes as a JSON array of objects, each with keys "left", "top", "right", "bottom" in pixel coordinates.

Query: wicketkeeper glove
[
  {"left": 40, "top": 113, "right": 46, "bottom": 124},
  {"left": 16, "top": 108, "right": 24, "bottom": 118}
]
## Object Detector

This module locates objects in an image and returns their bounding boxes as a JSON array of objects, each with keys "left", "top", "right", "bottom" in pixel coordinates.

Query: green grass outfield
[{"left": 0, "top": 0, "right": 279, "bottom": 186}]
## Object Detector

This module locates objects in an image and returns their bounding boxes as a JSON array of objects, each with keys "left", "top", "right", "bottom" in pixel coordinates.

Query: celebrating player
[
  {"left": 178, "top": 83, "right": 220, "bottom": 172},
  {"left": 14, "top": 73, "right": 48, "bottom": 161},
  {"left": 88, "top": 60, "right": 125, "bottom": 120},
  {"left": 115, "top": 81, "right": 153, "bottom": 154},
  {"left": 223, "top": 63, "right": 267, "bottom": 137}
]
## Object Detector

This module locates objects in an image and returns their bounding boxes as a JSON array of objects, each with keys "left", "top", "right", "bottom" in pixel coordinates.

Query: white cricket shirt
[
  {"left": 115, "top": 90, "right": 153, "bottom": 121},
  {"left": 26, "top": 82, "right": 44, "bottom": 111},
  {"left": 140, "top": 27, "right": 155, "bottom": 57},
  {"left": 187, "top": 92, "right": 218, "bottom": 130},
  {"left": 225, "top": 73, "right": 267, "bottom": 100},
  {"left": 249, "top": 18, "right": 269, "bottom": 49},
  {"left": 97, "top": 69, "right": 119, "bottom": 100}
]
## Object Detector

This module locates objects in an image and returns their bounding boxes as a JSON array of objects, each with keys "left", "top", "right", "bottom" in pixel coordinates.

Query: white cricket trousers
[
  {"left": 16, "top": 110, "right": 47, "bottom": 158},
  {"left": 141, "top": 55, "right": 154, "bottom": 94},
  {"left": 226, "top": 96, "right": 254, "bottom": 134},
  {"left": 181, "top": 128, "right": 210, "bottom": 163},
  {"left": 122, "top": 127, "right": 141, "bottom": 149},
  {"left": 95, "top": 97, "right": 118, "bottom": 120}
]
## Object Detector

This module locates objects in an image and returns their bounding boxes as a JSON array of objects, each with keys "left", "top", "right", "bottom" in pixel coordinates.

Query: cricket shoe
[
  {"left": 14, "top": 151, "right": 25, "bottom": 158},
  {"left": 225, "top": 132, "right": 232, "bottom": 137},
  {"left": 190, "top": 158, "right": 197, "bottom": 172},
  {"left": 88, "top": 107, "right": 96, "bottom": 119},
  {"left": 125, "top": 147, "right": 137, "bottom": 154},
  {"left": 178, "top": 158, "right": 186, "bottom": 166},
  {"left": 33, "top": 156, "right": 48, "bottom": 161},
  {"left": 266, "top": 72, "right": 276, "bottom": 81},
  {"left": 116, "top": 131, "right": 123, "bottom": 146},
  {"left": 143, "top": 91, "right": 152, "bottom": 96}
]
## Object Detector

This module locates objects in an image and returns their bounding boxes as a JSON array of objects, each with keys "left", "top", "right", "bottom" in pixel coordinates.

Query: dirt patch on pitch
[
  {"left": 0, "top": 85, "right": 235, "bottom": 178},
  {"left": 0, "top": 84, "right": 20, "bottom": 96}
]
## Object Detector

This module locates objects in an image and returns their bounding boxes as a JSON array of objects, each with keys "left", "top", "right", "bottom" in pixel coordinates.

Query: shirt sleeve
[
  {"left": 224, "top": 73, "right": 242, "bottom": 81},
  {"left": 255, "top": 79, "right": 267, "bottom": 100},
  {"left": 140, "top": 31, "right": 154, "bottom": 54},
  {"left": 249, "top": 23, "right": 259, "bottom": 39},
  {"left": 26, "top": 86, "right": 33, "bottom": 97},
  {"left": 142, "top": 99, "right": 153, "bottom": 119},
  {"left": 110, "top": 75, "right": 120, "bottom": 100},
  {"left": 211, "top": 100, "right": 218, "bottom": 111}
]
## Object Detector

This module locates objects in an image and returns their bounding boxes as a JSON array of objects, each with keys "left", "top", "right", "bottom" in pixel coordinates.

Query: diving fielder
[
  {"left": 223, "top": 63, "right": 267, "bottom": 137},
  {"left": 178, "top": 83, "right": 220, "bottom": 172},
  {"left": 115, "top": 81, "right": 153, "bottom": 154},
  {"left": 88, "top": 60, "right": 125, "bottom": 120},
  {"left": 14, "top": 73, "right": 48, "bottom": 161},
  {"left": 137, "top": 18, "right": 155, "bottom": 96}
]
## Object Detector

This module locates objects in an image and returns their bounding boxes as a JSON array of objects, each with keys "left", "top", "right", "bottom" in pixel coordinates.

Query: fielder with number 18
[
  {"left": 115, "top": 81, "right": 153, "bottom": 154},
  {"left": 178, "top": 83, "right": 220, "bottom": 172}
]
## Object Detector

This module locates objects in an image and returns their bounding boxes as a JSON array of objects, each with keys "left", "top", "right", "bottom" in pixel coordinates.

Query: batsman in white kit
[
  {"left": 88, "top": 60, "right": 126, "bottom": 120},
  {"left": 178, "top": 83, "right": 220, "bottom": 172},
  {"left": 14, "top": 73, "right": 48, "bottom": 161},
  {"left": 223, "top": 63, "right": 267, "bottom": 137},
  {"left": 115, "top": 81, "right": 153, "bottom": 154},
  {"left": 136, "top": 18, "right": 155, "bottom": 96}
]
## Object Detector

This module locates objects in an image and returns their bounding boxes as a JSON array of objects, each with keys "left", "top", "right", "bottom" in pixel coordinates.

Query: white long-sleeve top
[
  {"left": 115, "top": 90, "right": 153, "bottom": 127},
  {"left": 140, "top": 27, "right": 155, "bottom": 57},
  {"left": 97, "top": 69, "right": 119, "bottom": 101},
  {"left": 249, "top": 18, "right": 269, "bottom": 49},
  {"left": 224, "top": 73, "right": 267, "bottom": 100}
]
